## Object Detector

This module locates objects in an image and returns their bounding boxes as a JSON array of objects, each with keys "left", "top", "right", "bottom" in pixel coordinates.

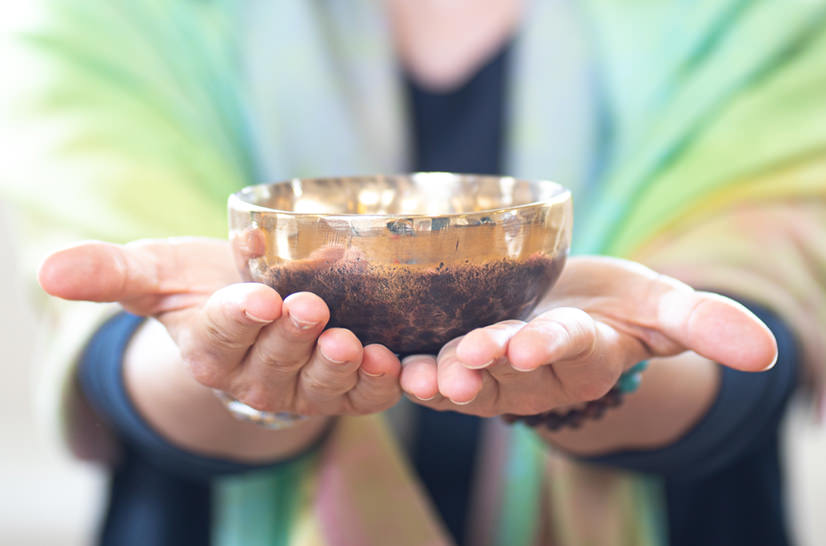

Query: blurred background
[{"left": 1, "top": 205, "right": 104, "bottom": 546}]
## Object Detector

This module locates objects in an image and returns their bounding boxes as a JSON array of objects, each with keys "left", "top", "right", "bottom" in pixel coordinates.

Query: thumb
[
  {"left": 39, "top": 241, "right": 159, "bottom": 303},
  {"left": 658, "top": 289, "right": 778, "bottom": 372},
  {"left": 38, "top": 238, "right": 233, "bottom": 315}
]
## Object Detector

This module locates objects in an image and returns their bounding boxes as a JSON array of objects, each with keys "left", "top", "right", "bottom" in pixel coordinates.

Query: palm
[
  {"left": 39, "top": 238, "right": 403, "bottom": 416},
  {"left": 401, "top": 256, "right": 777, "bottom": 416}
]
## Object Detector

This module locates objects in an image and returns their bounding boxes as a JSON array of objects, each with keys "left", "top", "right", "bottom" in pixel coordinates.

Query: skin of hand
[
  {"left": 400, "top": 256, "right": 778, "bottom": 419},
  {"left": 38, "top": 238, "right": 404, "bottom": 459}
]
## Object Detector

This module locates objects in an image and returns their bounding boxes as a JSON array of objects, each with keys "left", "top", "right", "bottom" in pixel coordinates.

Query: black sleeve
[
  {"left": 582, "top": 302, "right": 798, "bottom": 480},
  {"left": 78, "top": 312, "right": 326, "bottom": 482}
]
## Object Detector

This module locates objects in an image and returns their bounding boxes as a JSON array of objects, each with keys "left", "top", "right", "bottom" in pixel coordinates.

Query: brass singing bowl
[{"left": 228, "top": 173, "right": 572, "bottom": 355}]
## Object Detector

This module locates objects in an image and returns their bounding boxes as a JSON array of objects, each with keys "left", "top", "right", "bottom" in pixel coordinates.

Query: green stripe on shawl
[
  {"left": 603, "top": 19, "right": 826, "bottom": 257},
  {"left": 3, "top": 0, "right": 252, "bottom": 242},
  {"left": 575, "top": 0, "right": 826, "bottom": 256},
  {"left": 497, "top": 426, "right": 545, "bottom": 546},
  {"left": 213, "top": 452, "right": 319, "bottom": 546}
]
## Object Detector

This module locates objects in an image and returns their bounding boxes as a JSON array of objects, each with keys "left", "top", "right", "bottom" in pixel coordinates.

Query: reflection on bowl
[{"left": 229, "top": 173, "right": 572, "bottom": 355}]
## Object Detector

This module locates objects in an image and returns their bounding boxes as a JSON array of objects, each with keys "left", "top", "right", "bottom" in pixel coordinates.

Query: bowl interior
[{"left": 231, "top": 173, "right": 568, "bottom": 217}]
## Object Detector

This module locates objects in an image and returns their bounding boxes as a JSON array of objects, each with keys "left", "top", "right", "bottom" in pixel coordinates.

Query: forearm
[
  {"left": 539, "top": 352, "right": 719, "bottom": 456},
  {"left": 123, "top": 318, "right": 330, "bottom": 464}
]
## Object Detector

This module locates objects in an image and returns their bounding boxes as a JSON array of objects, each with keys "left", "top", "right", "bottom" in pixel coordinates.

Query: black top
[
  {"left": 79, "top": 42, "right": 798, "bottom": 546},
  {"left": 404, "top": 41, "right": 511, "bottom": 546}
]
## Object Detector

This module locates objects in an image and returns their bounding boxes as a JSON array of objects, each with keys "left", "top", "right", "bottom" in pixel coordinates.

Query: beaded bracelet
[{"left": 502, "top": 360, "right": 649, "bottom": 431}]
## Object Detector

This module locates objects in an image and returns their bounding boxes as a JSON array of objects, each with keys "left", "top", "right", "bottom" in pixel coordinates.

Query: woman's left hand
[{"left": 400, "top": 256, "right": 777, "bottom": 416}]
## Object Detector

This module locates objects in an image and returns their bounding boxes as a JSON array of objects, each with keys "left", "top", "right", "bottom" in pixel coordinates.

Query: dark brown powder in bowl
[{"left": 259, "top": 253, "right": 566, "bottom": 355}]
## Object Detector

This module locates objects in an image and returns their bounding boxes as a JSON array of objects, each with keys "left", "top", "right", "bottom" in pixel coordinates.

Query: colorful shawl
[{"left": 3, "top": 0, "right": 826, "bottom": 544}]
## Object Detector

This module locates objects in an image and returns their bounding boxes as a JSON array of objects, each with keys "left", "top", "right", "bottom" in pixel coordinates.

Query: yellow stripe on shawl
[{"left": 628, "top": 152, "right": 826, "bottom": 259}]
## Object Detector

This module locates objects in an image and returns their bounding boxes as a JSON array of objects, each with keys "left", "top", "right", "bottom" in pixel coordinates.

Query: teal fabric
[{"left": 212, "top": 454, "right": 317, "bottom": 546}]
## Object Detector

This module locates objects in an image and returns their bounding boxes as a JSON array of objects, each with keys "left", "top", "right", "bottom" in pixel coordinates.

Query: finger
[
  {"left": 657, "top": 289, "right": 777, "bottom": 372},
  {"left": 557, "top": 257, "right": 776, "bottom": 372},
  {"left": 455, "top": 320, "right": 525, "bottom": 369},
  {"left": 297, "top": 328, "right": 363, "bottom": 409},
  {"left": 507, "top": 307, "right": 600, "bottom": 372},
  {"left": 400, "top": 355, "right": 442, "bottom": 402},
  {"left": 237, "top": 292, "right": 331, "bottom": 407},
  {"left": 245, "top": 291, "right": 331, "bottom": 371},
  {"left": 346, "top": 344, "right": 403, "bottom": 413},
  {"left": 436, "top": 340, "right": 484, "bottom": 404},
  {"left": 38, "top": 238, "right": 235, "bottom": 313},
  {"left": 510, "top": 307, "right": 634, "bottom": 402},
  {"left": 39, "top": 241, "right": 158, "bottom": 303},
  {"left": 173, "top": 283, "right": 282, "bottom": 389}
]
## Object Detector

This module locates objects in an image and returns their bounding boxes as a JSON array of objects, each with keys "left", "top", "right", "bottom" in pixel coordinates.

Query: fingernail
[
  {"left": 288, "top": 311, "right": 318, "bottom": 330},
  {"left": 762, "top": 351, "right": 779, "bottom": 371},
  {"left": 462, "top": 358, "right": 494, "bottom": 370},
  {"left": 361, "top": 369, "right": 384, "bottom": 378},
  {"left": 450, "top": 397, "right": 476, "bottom": 406},
  {"left": 411, "top": 393, "right": 436, "bottom": 402},
  {"left": 244, "top": 310, "right": 272, "bottom": 324},
  {"left": 319, "top": 347, "right": 347, "bottom": 364}
]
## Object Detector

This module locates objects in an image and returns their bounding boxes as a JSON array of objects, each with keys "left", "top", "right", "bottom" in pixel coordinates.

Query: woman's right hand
[{"left": 39, "top": 238, "right": 403, "bottom": 417}]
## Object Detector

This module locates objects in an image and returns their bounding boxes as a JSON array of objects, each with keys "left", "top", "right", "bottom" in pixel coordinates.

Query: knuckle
[
  {"left": 253, "top": 341, "right": 309, "bottom": 370},
  {"left": 204, "top": 319, "right": 247, "bottom": 351},
  {"left": 573, "top": 323, "right": 599, "bottom": 359},
  {"left": 352, "top": 387, "right": 400, "bottom": 414},
  {"left": 542, "top": 313, "right": 596, "bottom": 360},
  {"left": 301, "top": 371, "right": 356, "bottom": 398},
  {"left": 258, "top": 352, "right": 305, "bottom": 372}
]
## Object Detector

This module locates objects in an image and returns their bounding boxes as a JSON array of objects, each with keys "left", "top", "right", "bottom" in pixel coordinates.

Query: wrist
[
  {"left": 502, "top": 361, "right": 647, "bottom": 431},
  {"left": 537, "top": 353, "right": 719, "bottom": 456},
  {"left": 125, "top": 319, "right": 332, "bottom": 462}
]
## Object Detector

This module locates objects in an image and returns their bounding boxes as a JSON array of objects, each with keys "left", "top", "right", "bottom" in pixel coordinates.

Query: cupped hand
[
  {"left": 400, "top": 256, "right": 778, "bottom": 417},
  {"left": 39, "top": 238, "right": 402, "bottom": 416}
]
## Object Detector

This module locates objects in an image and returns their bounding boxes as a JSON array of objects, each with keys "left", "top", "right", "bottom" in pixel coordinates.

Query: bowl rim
[{"left": 228, "top": 172, "right": 571, "bottom": 220}]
